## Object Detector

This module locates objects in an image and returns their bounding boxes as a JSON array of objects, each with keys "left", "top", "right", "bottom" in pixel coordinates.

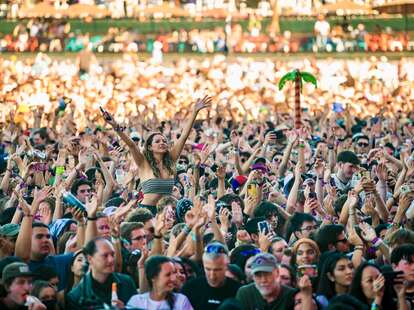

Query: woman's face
[
  {"left": 271, "top": 240, "right": 287, "bottom": 262},
  {"left": 174, "top": 262, "right": 186, "bottom": 290},
  {"left": 296, "top": 243, "right": 317, "bottom": 266},
  {"left": 153, "top": 262, "right": 177, "bottom": 293},
  {"left": 150, "top": 134, "right": 168, "bottom": 154},
  {"left": 38, "top": 286, "right": 56, "bottom": 302},
  {"left": 71, "top": 253, "right": 86, "bottom": 277},
  {"left": 332, "top": 258, "right": 354, "bottom": 288},
  {"left": 294, "top": 292, "right": 318, "bottom": 310},
  {"left": 361, "top": 266, "right": 380, "bottom": 300},
  {"left": 277, "top": 266, "right": 292, "bottom": 287}
]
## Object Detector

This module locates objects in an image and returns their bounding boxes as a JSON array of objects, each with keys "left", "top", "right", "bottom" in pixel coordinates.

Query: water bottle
[{"left": 62, "top": 191, "right": 86, "bottom": 214}]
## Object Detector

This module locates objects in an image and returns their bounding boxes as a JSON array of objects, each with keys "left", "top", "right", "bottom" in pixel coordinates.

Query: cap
[
  {"left": 251, "top": 253, "right": 278, "bottom": 274},
  {"left": 2, "top": 262, "right": 34, "bottom": 282},
  {"left": 0, "top": 224, "right": 20, "bottom": 237}
]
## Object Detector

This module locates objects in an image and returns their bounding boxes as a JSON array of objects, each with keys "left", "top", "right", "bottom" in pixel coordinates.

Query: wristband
[
  {"left": 87, "top": 216, "right": 97, "bottom": 221},
  {"left": 56, "top": 166, "right": 65, "bottom": 176},
  {"left": 23, "top": 214, "right": 33, "bottom": 218},
  {"left": 153, "top": 234, "right": 162, "bottom": 239},
  {"left": 372, "top": 237, "right": 382, "bottom": 248},
  {"left": 182, "top": 225, "right": 191, "bottom": 235},
  {"left": 371, "top": 302, "right": 380, "bottom": 310}
]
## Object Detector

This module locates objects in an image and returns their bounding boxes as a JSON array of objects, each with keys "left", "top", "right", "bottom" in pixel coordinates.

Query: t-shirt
[
  {"left": 28, "top": 253, "right": 73, "bottom": 290},
  {"left": 126, "top": 292, "right": 193, "bottom": 310},
  {"left": 236, "top": 283, "right": 295, "bottom": 310},
  {"left": 181, "top": 276, "right": 241, "bottom": 310}
]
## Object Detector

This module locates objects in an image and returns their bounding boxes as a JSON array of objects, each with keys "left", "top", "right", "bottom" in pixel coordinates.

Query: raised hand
[
  {"left": 193, "top": 96, "right": 212, "bottom": 114},
  {"left": 85, "top": 194, "right": 98, "bottom": 218},
  {"left": 359, "top": 222, "right": 377, "bottom": 243},
  {"left": 33, "top": 186, "right": 53, "bottom": 206}
]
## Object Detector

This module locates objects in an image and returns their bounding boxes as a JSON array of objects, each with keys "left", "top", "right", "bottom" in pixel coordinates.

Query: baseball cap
[
  {"left": 2, "top": 262, "right": 34, "bottom": 282},
  {"left": 251, "top": 253, "right": 278, "bottom": 274},
  {"left": 0, "top": 224, "right": 20, "bottom": 237}
]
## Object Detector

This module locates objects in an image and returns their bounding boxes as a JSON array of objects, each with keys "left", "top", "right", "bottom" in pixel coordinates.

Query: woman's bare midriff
[{"left": 140, "top": 192, "right": 164, "bottom": 206}]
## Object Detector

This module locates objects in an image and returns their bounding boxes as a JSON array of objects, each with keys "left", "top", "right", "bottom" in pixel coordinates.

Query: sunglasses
[
  {"left": 178, "top": 160, "right": 188, "bottom": 165},
  {"left": 357, "top": 142, "right": 369, "bottom": 147},
  {"left": 205, "top": 243, "right": 227, "bottom": 254},
  {"left": 301, "top": 224, "right": 319, "bottom": 232},
  {"left": 240, "top": 248, "right": 261, "bottom": 257},
  {"left": 335, "top": 238, "right": 347, "bottom": 244},
  {"left": 79, "top": 189, "right": 91, "bottom": 193}
]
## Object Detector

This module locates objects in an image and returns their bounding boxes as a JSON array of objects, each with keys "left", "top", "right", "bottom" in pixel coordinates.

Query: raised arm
[
  {"left": 170, "top": 96, "right": 212, "bottom": 161},
  {"left": 100, "top": 107, "right": 146, "bottom": 167}
]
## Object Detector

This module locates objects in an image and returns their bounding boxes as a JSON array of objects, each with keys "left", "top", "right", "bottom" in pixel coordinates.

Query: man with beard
[{"left": 236, "top": 253, "right": 295, "bottom": 309}]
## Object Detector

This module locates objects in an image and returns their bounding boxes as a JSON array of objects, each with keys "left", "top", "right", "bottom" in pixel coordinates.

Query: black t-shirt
[
  {"left": 181, "top": 276, "right": 241, "bottom": 310},
  {"left": 405, "top": 291, "right": 414, "bottom": 309},
  {"left": 0, "top": 299, "right": 28, "bottom": 310}
]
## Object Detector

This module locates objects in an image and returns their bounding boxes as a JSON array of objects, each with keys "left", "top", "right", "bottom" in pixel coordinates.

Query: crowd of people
[
  {"left": 1, "top": 17, "right": 412, "bottom": 54},
  {"left": 0, "top": 51, "right": 413, "bottom": 310}
]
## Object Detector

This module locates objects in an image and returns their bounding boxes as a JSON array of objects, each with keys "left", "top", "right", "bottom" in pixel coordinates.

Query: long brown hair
[{"left": 143, "top": 132, "right": 175, "bottom": 178}]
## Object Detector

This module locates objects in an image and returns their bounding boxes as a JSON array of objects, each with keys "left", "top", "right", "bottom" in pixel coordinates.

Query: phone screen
[
  {"left": 248, "top": 184, "right": 258, "bottom": 198},
  {"left": 297, "top": 264, "right": 318, "bottom": 278},
  {"left": 258, "top": 221, "right": 270, "bottom": 235}
]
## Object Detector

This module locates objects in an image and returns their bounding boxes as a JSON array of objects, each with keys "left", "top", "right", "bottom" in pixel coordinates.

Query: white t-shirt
[
  {"left": 126, "top": 292, "right": 193, "bottom": 310},
  {"left": 314, "top": 20, "right": 330, "bottom": 36}
]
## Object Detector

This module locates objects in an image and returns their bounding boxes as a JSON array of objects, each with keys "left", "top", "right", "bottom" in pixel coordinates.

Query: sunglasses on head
[
  {"left": 240, "top": 248, "right": 261, "bottom": 257},
  {"left": 205, "top": 243, "right": 227, "bottom": 254}
]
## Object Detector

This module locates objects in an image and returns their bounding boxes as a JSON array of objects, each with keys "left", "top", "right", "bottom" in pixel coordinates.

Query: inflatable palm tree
[{"left": 278, "top": 69, "right": 317, "bottom": 129}]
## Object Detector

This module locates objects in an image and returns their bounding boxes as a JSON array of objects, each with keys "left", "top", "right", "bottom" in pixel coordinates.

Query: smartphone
[
  {"left": 297, "top": 264, "right": 318, "bottom": 278},
  {"left": 99, "top": 106, "right": 113, "bottom": 121},
  {"left": 383, "top": 270, "right": 404, "bottom": 285},
  {"left": 329, "top": 178, "right": 336, "bottom": 187},
  {"left": 308, "top": 191, "right": 317, "bottom": 199},
  {"left": 258, "top": 220, "right": 270, "bottom": 235},
  {"left": 247, "top": 184, "right": 258, "bottom": 198}
]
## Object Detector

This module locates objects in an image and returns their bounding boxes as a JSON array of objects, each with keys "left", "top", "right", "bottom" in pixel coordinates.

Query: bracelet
[
  {"left": 23, "top": 214, "right": 33, "bottom": 218},
  {"left": 87, "top": 216, "right": 97, "bottom": 221},
  {"left": 182, "top": 225, "right": 192, "bottom": 235},
  {"left": 298, "top": 143, "right": 305, "bottom": 148},
  {"left": 153, "top": 234, "right": 162, "bottom": 239},
  {"left": 372, "top": 237, "right": 383, "bottom": 248},
  {"left": 354, "top": 245, "right": 364, "bottom": 251},
  {"left": 371, "top": 302, "right": 380, "bottom": 310}
]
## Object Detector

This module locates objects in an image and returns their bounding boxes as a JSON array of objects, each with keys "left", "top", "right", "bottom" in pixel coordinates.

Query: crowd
[
  {"left": 0, "top": 52, "right": 413, "bottom": 310},
  {"left": 1, "top": 17, "right": 412, "bottom": 54}
]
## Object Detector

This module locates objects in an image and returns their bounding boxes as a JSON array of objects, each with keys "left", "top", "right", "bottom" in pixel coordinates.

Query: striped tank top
[{"left": 140, "top": 178, "right": 175, "bottom": 195}]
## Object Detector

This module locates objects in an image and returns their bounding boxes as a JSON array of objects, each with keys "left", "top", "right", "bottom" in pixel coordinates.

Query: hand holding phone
[
  {"left": 258, "top": 220, "right": 270, "bottom": 235},
  {"left": 99, "top": 106, "right": 114, "bottom": 122},
  {"left": 247, "top": 183, "right": 258, "bottom": 199},
  {"left": 297, "top": 265, "right": 318, "bottom": 278}
]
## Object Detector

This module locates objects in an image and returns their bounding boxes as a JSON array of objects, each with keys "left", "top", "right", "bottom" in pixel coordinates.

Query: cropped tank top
[{"left": 140, "top": 178, "right": 175, "bottom": 195}]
